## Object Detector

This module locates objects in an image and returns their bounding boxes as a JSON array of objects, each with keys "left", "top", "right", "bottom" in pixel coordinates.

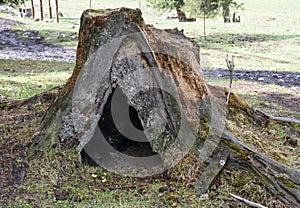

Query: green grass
[
  {"left": 199, "top": 35, "right": 300, "bottom": 72},
  {"left": 1, "top": 93, "right": 295, "bottom": 207},
  {"left": 0, "top": 0, "right": 299, "bottom": 207},
  {"left": 12, "top": 148, "right": 287, "bottom": 207},
  {"left": 2, "top": 0, "right": 298, "bottom": 72},
  {"left": 0, "top": 59, "right": 74, "bottom": 101}
]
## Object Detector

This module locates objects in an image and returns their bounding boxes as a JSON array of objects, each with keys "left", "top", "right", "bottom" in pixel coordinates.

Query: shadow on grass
[
  {"left": 259, "top": 92, "right": 300, "bottom": 116},
  {"left": 0, "top": 59, "right": 74, "bottom": 73},
  {"left": 198, "top": 33, "right": 300, "bottom": 47},
  {"left": 242, "top": 92, "right": 300, "bottom": 120}
]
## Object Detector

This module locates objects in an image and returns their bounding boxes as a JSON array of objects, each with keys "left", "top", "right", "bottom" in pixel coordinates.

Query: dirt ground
[
  {"left": 0, "top": 93, "right": 55, "bottom": 206},
  {"left": 0, "top": 17, "right": 75, "bottom": 62},
  {"left": 0, "top": 17, "right": 299, "bottom": 206},
  {"left": 203, "top": 68, "right": 300, "bottom": 89}
]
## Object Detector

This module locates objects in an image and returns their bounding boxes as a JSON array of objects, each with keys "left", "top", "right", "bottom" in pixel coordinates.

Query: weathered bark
[{"left": 31, "top": 8, "right": 300, "bottom": 207}]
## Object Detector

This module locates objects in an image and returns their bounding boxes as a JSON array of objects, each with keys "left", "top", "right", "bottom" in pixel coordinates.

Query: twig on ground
[
  {"left": 256, "top": 109, "right": 300, "bottom": 125},
  {"left": 225, "top": 54, "right": 235, "bottom": 105},
  {"left": 230, "top": 193, "right": 268, "bottom": 208}
]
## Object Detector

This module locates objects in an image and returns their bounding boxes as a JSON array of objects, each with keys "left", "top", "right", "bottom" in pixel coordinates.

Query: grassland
[
  {"left": 0, "top": 60, "right": 74, "bottom": 101},
  {"left": 0, "top": 0, "right": 299, "bottom": 207},
  {"left": 5, "top": 0, "right": 300, "bottom": 72},
  {"left": 1, "top": 0, "right": 299, "bottom": 103}
]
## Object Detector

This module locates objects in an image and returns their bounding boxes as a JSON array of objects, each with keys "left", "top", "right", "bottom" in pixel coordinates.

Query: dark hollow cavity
[{"left": 81, "top": 87, "right": 158, "bottom": 166}]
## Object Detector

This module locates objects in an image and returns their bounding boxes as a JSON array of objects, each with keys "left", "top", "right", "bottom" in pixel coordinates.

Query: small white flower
[
  {"left": 220, "top": 159, "right": 226, "bottom": 166},
  {"left": 91, "top": 174, "right": 98, "bottom": 179},
  {"left": 200, "top": 193, "right": 209, "bottom": 200}
]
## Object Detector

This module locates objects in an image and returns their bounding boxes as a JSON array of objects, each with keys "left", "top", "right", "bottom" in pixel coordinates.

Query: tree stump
[{"left": 31, "top": 8, "right": 300, "bottom": 207}]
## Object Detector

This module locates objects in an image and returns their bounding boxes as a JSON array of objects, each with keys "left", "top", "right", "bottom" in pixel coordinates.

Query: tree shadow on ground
[
  {"left": 258, "top": 92, "right": 300, "bottom": 118},
  {"left": 198, "top": 33, "right": 300, "bottom": 46}
]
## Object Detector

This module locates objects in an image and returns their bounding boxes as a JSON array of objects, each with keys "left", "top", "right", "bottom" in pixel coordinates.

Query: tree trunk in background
[
  {"left": 55, "top": 0, "right": 59, "bottom": 23},
  {"left": 30, "top": 0, "right": 35, "bottom": 19},
  {"left": 48, "top": 0, "right": 52, "bottom": 19},
  {"left": 222, "top": 3, "right": 231, "bottom": 23},
  {"left": 39, "top": 0, "right": 43, "bottom": 20},
  {"left": 30, "top": 8, "right": 300, "bottom": 207},
  {"left": 203, "top": 12, "right": 206, "bottom": 39}
]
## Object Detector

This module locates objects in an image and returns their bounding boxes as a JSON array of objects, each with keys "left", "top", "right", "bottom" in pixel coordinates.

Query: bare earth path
[
  {"left": 0, "top": 17, "right": 76, "bottom": 62},
  {"left": 203, "top": 68, "right": 300, "bottom": 89}
]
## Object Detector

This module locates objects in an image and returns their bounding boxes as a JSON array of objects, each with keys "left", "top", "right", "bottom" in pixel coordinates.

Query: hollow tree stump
[{"left": 31, "top": 8, "right": 300, "bottom": 207}]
